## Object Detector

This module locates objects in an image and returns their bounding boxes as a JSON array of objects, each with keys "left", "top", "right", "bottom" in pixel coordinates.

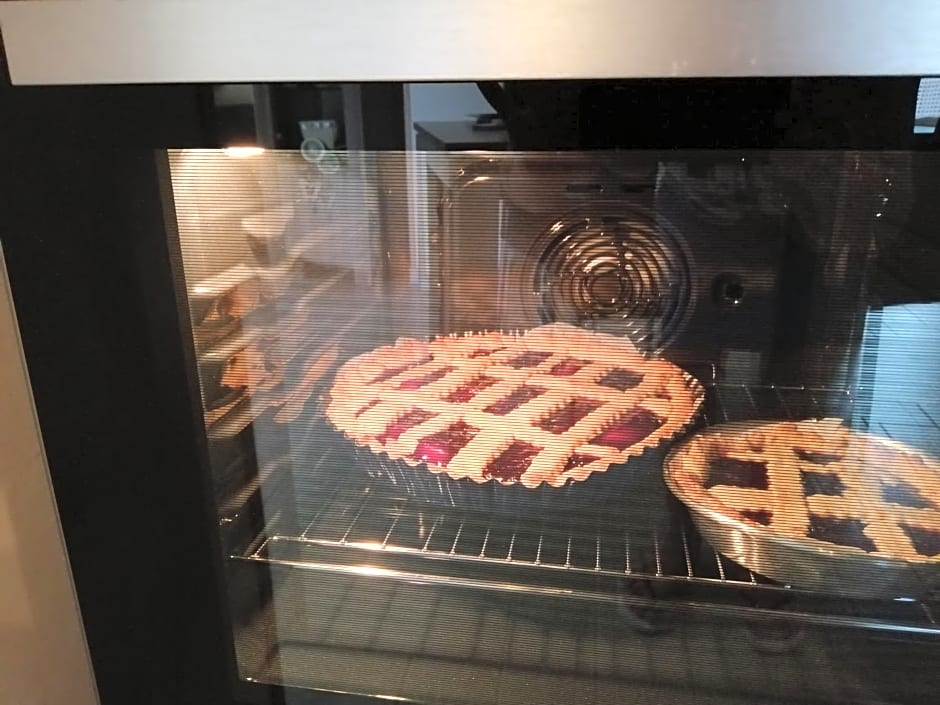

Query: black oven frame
[{"left": 3, "top": 70, "right": 939, "bottom": 704}]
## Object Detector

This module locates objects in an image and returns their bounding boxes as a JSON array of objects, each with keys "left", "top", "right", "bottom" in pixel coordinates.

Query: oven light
[{"left": 223, "top": 146, "right": 265, "bottom": 158}]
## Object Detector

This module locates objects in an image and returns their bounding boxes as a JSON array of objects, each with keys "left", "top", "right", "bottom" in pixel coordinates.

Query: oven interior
[{"left": 169, "top": 148, "right": 940, "bottom": 703}]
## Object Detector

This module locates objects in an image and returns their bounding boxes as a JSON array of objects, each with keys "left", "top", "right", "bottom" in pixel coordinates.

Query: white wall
[
  {"left": 408, "top": 82, "right": 492, "bottom": 123},
  {"left": 402, "top": 83, "right": 494, "bottom": 283},
  {"left": 863, "top": 303, "right": 940, "bottom": 453},
  {"left": 405, "top": 82, "right": 493, "bottom": 149},
  {"left": 0, "top": 250, "right": 99, "bottom": 705}
]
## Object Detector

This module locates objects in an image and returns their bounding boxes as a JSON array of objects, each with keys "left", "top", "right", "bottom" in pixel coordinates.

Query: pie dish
[
  {"left": 326, "top": 323, "right": 704, "bottom": 510},
  {"left": 665, "top": 419, "right": 940, "bottom": 597}
]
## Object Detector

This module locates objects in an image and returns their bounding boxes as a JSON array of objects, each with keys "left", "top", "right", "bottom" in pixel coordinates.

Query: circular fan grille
[{"left": 524, "top": 210, "right": 693, "bottom": 352}]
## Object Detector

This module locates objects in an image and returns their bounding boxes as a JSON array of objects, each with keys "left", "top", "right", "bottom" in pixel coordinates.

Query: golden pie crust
[
  {"left": 326, "top": 323, "right": 703, "bottom": 488},
  {"left": 666, "top": 418, "right": 940, "bottom": 562}
]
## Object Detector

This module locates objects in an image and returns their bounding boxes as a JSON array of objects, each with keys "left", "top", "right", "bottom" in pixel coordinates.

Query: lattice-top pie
[
  {"left": 326, "top": 323, "right": 703, "bottom": 488},
  {"left": 666, "top": 419, "right": 940, "bottom": 562}
]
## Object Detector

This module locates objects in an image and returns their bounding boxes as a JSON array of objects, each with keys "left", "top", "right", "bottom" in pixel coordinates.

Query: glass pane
[{"left": 169, "top": 148, "right": 940, "bottom": 703}]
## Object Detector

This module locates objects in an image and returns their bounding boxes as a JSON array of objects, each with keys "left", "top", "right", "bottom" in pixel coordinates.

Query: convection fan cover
[{"left": 522, "top": 208, "right": 693, "bottom": 353}]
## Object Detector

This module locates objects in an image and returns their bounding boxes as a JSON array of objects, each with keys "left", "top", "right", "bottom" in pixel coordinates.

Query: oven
[{"left": 2, "top": 3, "right": 940, "bottom": 705}]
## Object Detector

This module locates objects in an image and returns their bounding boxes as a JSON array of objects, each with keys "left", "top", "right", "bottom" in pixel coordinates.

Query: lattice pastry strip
[
  {"left": 667, "top": 419, "right": 940, "bottom": 562},
  {"left": 327, "top": 323, "right": 703, "bottom": 488}
]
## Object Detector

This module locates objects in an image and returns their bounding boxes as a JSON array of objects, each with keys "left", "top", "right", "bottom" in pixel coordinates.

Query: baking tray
[
  {"left": 664, "top": 420, "right": 940, "bottom": 600},
  {"left": 331, "top": 370, "right": 705, "bottom": 516}
]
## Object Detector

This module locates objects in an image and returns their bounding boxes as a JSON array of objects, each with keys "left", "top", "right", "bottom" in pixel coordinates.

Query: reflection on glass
[{"left": 168, "top": 149, "right": 940, "bottom": 703}]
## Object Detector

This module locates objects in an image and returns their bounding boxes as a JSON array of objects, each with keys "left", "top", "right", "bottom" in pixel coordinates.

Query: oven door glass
[{"left": 170, "top": 144, "right": 940, "bottom": 704}]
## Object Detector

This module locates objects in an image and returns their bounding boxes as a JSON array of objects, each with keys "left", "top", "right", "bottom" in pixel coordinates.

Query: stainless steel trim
[{"left": 2, "top": 0, "right": 940, "bottom": 85}]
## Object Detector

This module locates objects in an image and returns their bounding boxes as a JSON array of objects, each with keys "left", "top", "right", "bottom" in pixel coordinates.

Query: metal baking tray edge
[{"left": 664, "top": 420, "right": 940, "bottom": 600}]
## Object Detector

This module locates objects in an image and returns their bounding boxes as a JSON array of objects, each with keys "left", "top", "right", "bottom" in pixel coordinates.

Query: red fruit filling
[
  {"left": 800, "top": 470, "right": 844, "bottom": 497},
  {"left": 398, "top": 366, "right": 454, "bottom": 390},
  {"left": 411, "top": 421, "right": 478, "bottom": 467},
  {"left": 506, "top": 351, "right": 552, "bottom": 369},
  {"left": 484, "top": 385, "right": 545, "bottom": 415},
  {"left": 484, "top": 441, "right": 542, "bottom": 482},
  {"left": 445, "top": 375, "right": 498, "bottom": 402},
  {"left": 376, "top": 409, "right": 435, "bottom": 445},
  {"left": 901, "top": 524, "right": 940, "bottom": 557},
  {"left": 371, "top": 354, "right": 433, "bottom": 383},
  {"left": 469, "top": 346, "right": 506, "bottom": 358},
  {"left": 882, "top": 482, "right": 935, "bottom": 509},
  {"left": 707, "top": 457, "right": 770, "bottom": 490},
  {"left": 590, "top": 409, "right": 663, "bottom": 450},
  {"left": 795, "top": 448, "right": 842, "bottom": 465},
  {"left": 549, "top": 358, "right": 589, "bottom": 376},
  {"left": 808, "top": 516, "right": 876, "bottom": 553},
  {"left": 597, "top": 368, "right": 643, "bottom": 391},
  {"left": 563, "top": 453, "right": 601, "bottom": 472},
  {"left": 537, "top": 398, "right": 602, "bottom": 434},
  {"left": 740, "top": 509, "right": 773, "bottom": 526}
]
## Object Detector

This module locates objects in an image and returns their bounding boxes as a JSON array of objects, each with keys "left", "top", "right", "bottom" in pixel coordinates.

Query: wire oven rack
[{"left": 232, "top": 383, "right": 940, "bottom": 636}]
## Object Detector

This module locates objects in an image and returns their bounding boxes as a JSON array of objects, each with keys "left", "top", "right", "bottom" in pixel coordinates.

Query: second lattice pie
[{"left": 326, "top": 323, "right": 703, "bottom": 499}]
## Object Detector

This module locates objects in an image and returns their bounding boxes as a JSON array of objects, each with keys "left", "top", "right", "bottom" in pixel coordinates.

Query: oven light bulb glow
[{"left": 223, "top": 146, "right": 265, "bottom": 158}]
